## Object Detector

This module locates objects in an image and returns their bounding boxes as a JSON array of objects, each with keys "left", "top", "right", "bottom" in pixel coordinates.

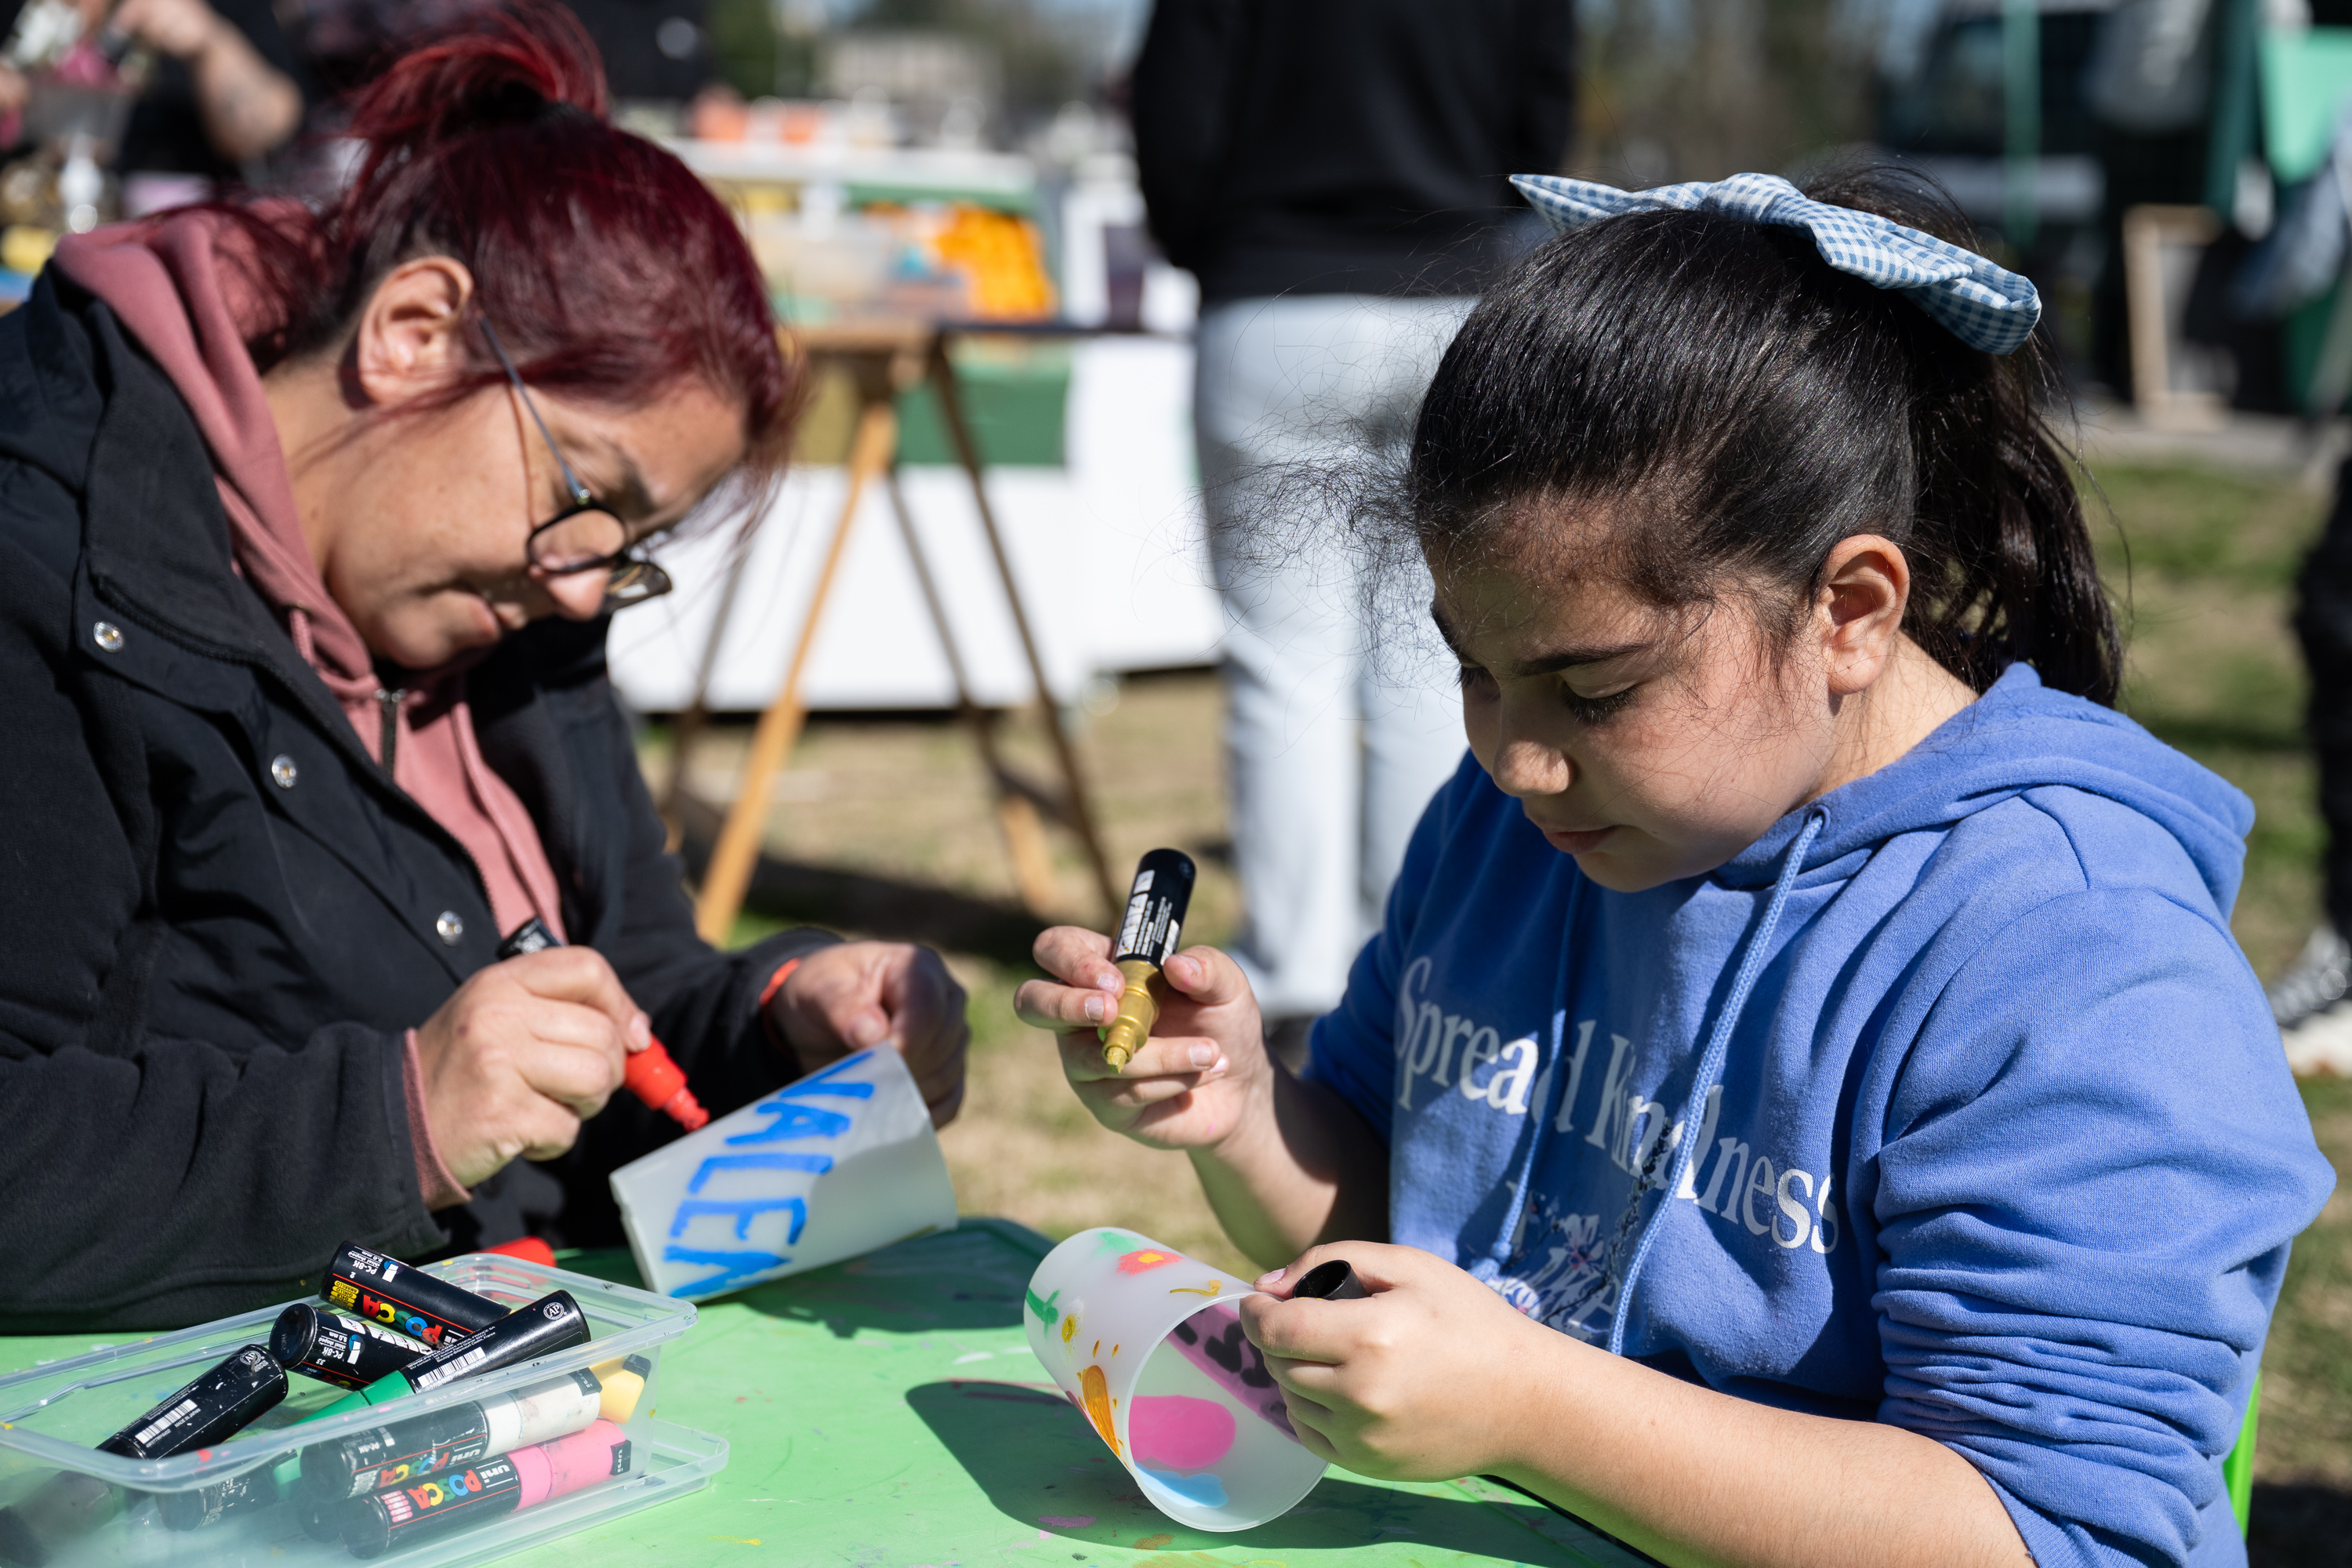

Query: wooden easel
[{"left": 674, "top": 321, "right": 1120, "bottom": 943}]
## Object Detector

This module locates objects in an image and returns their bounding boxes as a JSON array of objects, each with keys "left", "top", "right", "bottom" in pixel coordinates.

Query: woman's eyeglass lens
[
  {"left": 485, "top": 317, "right": 675, "bottom": 612},
  {"left": 524, "top": 507, "right": 674, "bottom": 609}
]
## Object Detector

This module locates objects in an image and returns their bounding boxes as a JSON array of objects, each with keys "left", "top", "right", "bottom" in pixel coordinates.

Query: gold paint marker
[{"left": 1100, "top": 848, "right": 1197, "bottom": 1070}]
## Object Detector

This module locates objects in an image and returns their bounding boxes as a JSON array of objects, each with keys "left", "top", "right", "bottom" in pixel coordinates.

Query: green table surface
[{"left": 1, "top": 1221, "right": 1648, "bottom": 1568}]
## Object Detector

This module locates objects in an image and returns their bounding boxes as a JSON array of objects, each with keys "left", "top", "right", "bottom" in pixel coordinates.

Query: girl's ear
[
  {"left": 348, "top": 257, "right": 477, "bottom": 408},
  {"left": 1815, "top": 535, "right": 1911, "bottom": 698}
]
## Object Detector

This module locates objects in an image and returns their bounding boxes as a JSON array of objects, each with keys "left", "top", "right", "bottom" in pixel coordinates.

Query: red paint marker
[
  {"left": 621, "top": 1039, "right": 707, "bottom": 1131},
  {"left": 499, "top": 919, "right": 707, "bottom": 1131}
]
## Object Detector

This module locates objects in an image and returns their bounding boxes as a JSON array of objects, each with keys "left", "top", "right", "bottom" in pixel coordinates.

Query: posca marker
[
  {"left": 1100, "top": 848, "right": 1196, "bottom": 1070},
  {"left": 299, "top": 1369, "right": 604, "bottom": 1501},
  {"left": 156, "top": 1457, "right": 294, "bottom": 1531},
  {"left": 305, "top": 1293, "right": 590, "bottom": 1423},
  {"left": 272, "top": 1304, "right": 431, "bottom": 1391},
  {"left": 96, "top": 1345, "right": 287, "bottom": 1460},
  {"left": 590, "top": 1355, "right": 652, "bottom": 1424},
  {"left": 498, "top": 918, "right": 709, "bottom": 1130},
  {"left": 0, "top": 1348, "right": 285, "bottom": 1563},
  {"left": 339, "top": 1419, "right": 633, "bottom": 1559},
  {"left": 321, "top": 1243, "right": 507, "bottom": 1350}
]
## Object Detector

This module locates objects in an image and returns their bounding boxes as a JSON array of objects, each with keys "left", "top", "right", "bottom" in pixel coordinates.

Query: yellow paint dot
[
  {"left": 1061, "top": 1316, "right": 1077, "bottom": 1344},
  {"left": 1092, "top": 1339, "right": 1100, "bottom": 1357}
]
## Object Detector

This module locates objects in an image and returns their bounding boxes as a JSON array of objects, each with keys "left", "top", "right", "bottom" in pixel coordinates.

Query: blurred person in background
[
  {"left": 0, "top": 0, "right": 305, "bottom": 209},
  {"left": 2270, "top": 464, "right": 2352, "bottom": 1060},
  {"left": 110, "top": 0, "right": 302, "bottom": 198},
  {"left": 1131, "top": 0, "right": 1576, "bottom": 1058}
]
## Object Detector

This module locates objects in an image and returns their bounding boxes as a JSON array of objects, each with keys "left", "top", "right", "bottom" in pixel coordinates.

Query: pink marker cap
[{"left": 510, "top": 1419, "right": 630, "bottom": 1511}]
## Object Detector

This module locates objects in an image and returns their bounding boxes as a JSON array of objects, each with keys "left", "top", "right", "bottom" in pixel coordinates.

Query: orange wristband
[{"left": 758, "top": 956, "right": 803, "bottom": 1013}]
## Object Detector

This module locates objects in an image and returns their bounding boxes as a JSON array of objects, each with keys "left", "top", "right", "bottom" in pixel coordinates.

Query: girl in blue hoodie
[{"left": 1016, "top": 169, "right": 2334, "bottom": 1568}]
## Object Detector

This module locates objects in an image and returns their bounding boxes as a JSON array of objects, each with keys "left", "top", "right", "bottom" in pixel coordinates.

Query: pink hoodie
[{"left": 56, "top": 212, "right": 572, "bottom": 1210}]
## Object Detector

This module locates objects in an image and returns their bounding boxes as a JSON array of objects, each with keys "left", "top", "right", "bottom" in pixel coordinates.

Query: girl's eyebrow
[
  {"left": 1428, "top": 604, "right": 1652, "bottom": 677},
  {"left": 1512, "top": 640, "right": 1653, "bottom": 677}
]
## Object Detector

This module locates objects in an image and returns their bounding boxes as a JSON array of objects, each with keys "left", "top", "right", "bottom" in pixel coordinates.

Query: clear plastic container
[{"left": 0, "top": 1255, "right": 723, "bottom": 1567}]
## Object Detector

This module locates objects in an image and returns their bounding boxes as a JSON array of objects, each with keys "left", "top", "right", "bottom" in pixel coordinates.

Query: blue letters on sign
[
  {"left": 662, "top": 1247, "right": 789, "bottom": 1297},
  {"left": 688, "top": 1153, "right": 834, "bottom": 1192},
  {"left": 725, "top": 1102, "right": 852, "bottom": 1144},
  {"left": 661, "top": 1050, "right": 876, "bottom": 1298},
  {"left": 670, "top": 1196, "right": 809, "bottom": 1243}
]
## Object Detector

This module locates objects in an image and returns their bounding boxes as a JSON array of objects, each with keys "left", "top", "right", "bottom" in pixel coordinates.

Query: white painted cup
[
  {"left": 611, "top": 1046, "right": 957, "bottom": 1299},
  {"left": 1022, "top": 1227, "right": 1327, "bottom": 1531}
]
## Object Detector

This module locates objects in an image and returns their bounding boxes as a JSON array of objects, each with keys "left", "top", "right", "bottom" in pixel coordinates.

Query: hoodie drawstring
[
  {"left": 1606, "top": 805, "right": 1827, "bottom": 1356},
  {"left": 1468, "top": 910, "right": 1581, "bottom": 1284}
]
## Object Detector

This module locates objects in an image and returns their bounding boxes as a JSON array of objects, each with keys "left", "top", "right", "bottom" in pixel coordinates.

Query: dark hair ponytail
[{"left": 1408, "top": 163, "right": 2121, "bottom": 706}]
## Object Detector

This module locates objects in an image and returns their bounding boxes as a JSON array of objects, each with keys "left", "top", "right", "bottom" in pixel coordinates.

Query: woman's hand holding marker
[{"left": 413, "top": 947, "right": 648, "bottom": 1190}]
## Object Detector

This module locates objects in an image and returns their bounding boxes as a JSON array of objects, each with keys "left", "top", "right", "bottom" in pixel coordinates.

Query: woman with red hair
[{"left": 0, "top": 1, "right": 967, "bottom": 1329}]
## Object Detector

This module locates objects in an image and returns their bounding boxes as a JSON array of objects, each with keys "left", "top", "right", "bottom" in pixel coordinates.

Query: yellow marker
[
  {"left": 590, "top": 1353, "right": 654, "bottom": 1423},
  {"left": 1100, "top": 850, "right": 1197, "bottom": 1071}
]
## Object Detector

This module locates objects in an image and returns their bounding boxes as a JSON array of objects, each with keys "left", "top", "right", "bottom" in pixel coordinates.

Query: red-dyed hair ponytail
[{"left": 236, "top": 0, "right": 793, "bottom": 488}]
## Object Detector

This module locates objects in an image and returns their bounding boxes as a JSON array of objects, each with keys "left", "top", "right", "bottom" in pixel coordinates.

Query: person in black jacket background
[
  {"left": 1129, "top": 0, "right": 1576, "bottom": 1054},
  {"left": 0, "top": 4, "right": 967, "bottom": 1331}
]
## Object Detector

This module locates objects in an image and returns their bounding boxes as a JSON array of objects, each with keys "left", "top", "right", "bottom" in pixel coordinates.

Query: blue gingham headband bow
[{"left": 1510, "top": 172, "right": 2042, "bottom": 356}]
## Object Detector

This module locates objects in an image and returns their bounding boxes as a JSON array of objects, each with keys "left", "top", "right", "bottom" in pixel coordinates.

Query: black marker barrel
[
  {"left": 321, "top": 1243, "right": 506, "bottom": 1350},
  {"left": 155, "top": 1457, "right": 291, "bottom": 1531},
  {"left": 1100, "top": 849, "right": 1197, "bottom": 1070},
  {"left": 1110, "top": 848, "right": 1196, "bottom": 967},
  {"left": 272, "top": 1305, "right": 430, "bottom": 1391},
  {"left": 299, "top": 1370, "right": 604, "bottom": 1501},
  {"left": 95, "top": 1345, "right": 286, "bottom": 1460},
  {"left": 307, "top": 1292, "right": 590, "bottom": 1421},
  {"left": 339, "top": 1453, "right": 524, "bottom": 1559}
]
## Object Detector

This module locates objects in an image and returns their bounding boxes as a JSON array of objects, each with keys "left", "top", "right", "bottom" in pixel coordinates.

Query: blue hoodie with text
[{"left": 1305, "top": 665, "right": 2334, "bottom": 1568}]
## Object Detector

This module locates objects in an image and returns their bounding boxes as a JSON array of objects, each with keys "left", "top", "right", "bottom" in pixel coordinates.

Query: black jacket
[
  {"left": 1128, "top": 0, "right": 1577, "bottom": 303},
  {"left": 0, "top": 277, "right": 836, "bottom": 1331}
]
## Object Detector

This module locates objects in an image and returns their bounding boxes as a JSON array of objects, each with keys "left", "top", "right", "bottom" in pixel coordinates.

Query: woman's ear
[
  {"left": 347, "top": 257, "right": 477, "bottom": 407},
  {"left": 1815, "top": 535, "right": 1911, "bottom": 698}
]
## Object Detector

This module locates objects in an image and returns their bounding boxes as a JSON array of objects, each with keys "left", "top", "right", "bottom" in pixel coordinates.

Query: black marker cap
[
  {"left": 272, "top": 1305, "right": 430, "bottom": 1392},
  {"left": 341, "top": 1454, "right": 524, "bottom": 1559},
  {"left": 321, "top": 1243, "right": 507, "bottom": 1350},
  {"left": 1110, "top": 849, "right": 1196, "bottom": 968},
  {"left": 299, "top": 1399, "right": 492, "bottom": 1501},
  {"left": 495, "top": 917, "right": 560, "bottom": 960},
  {"left": 94, "top": 1345, "right": 287, "bottom": 1461},
  {"left": 397, "top": 1292, "right": 590, "bottom": 1396},
  {"left": 1291, "top": 1259, "right": 1367, "bottom": 1301},
  {"left": 297, "top": 1494, "right": 346, "bottom": 1543}
]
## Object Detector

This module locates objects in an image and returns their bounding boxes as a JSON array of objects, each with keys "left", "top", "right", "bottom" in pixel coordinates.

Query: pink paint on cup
[{"left": 1128, "top": 1396, "right": 1236, "bottom": 1472}]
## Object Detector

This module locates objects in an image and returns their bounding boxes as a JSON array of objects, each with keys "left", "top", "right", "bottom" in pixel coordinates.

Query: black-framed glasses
[{"left": 479, "top": 319, "right": 673, "bottom": 611}]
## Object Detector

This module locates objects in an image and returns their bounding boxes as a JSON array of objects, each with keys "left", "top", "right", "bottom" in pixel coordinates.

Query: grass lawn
[{"left": 666, "top": 451, "right": 2352, "bottom": 1551}]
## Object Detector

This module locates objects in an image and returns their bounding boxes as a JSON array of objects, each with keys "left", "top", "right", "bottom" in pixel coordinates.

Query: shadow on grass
[
  {"left": 2249, "top": 1483, "right": 2352, "bottom": 1566},
  {"left": 905, "top": 1378, "right": 1635, "bottom": 1566},
  {"left": 673, "top": 793, "right": 1047, "bottom": 966}
]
